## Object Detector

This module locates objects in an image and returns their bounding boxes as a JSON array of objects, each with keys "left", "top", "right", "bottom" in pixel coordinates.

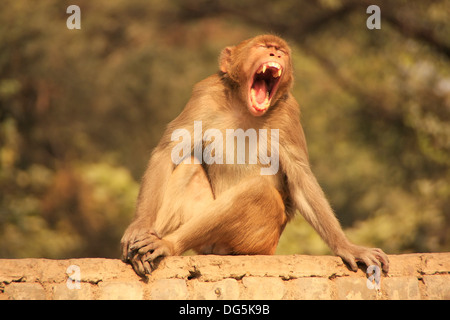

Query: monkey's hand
[
  {"left": 121, "top": 223, "right": 175, "bottom": 276},
  {"left": 120, "top": 220, "right": 159, "bottom": 276},
  {"left": 335, "top": 243, "right": 389, "bottom": 273},
  {"left": 131, "top": 236, "right": 174, "bottom": 276},
  {"left": 120, "top": 219, "right": 153, "bottom": 261},
  {"left": 140, "top": 237, "right": 174, "bottom": 263}
]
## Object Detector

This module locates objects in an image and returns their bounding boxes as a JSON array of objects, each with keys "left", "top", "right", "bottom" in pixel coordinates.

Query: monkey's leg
[
  {"left": 152, "top": 157, "right": 214, "bottom": 238},
  {"left": 189, "top": 177, "right": 287, "bottom": 256},
  {"left": 129, "top": 157, "right": 213, "bottom": 251},
  {"left": 126, "top": 157, "right": 214, "bottom": 275},
  {"left": 140, "top": 174, "right": 287, "bottom": 264}
]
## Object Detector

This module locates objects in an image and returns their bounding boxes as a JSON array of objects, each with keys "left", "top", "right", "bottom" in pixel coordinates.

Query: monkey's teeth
[
  {"left": 250, "top": 88, "right": 270, "bottom": 111},
  {"left": 267, "top": 62, "right": 281, "bottom": 69},
  {"left": 272, "top": 68, "right": 282, "bottom": 78},
  {"left": 256, "top": 62, "right": 282, "bottom": 76}
]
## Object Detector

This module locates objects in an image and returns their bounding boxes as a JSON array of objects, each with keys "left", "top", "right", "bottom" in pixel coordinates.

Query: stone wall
[{"left": 0, "top": 253, "right": 449, "bottom": 300}]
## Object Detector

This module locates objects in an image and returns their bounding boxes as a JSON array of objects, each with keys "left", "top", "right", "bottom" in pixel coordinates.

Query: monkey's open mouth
[{"left": 249, "top": 62, "right": 283, "bottom": 114}]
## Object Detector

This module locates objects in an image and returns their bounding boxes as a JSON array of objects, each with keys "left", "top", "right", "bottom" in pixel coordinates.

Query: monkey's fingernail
[{"left": 127, "top": 250, "right": 135, "bottom": 260}]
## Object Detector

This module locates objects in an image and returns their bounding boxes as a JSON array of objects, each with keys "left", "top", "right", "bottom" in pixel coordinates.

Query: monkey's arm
[
  {"left": 120, "top": 144, "right": 174, "bottom": 260},
  {"left": 120, "top": 108, "right": 196, "bottom": 260},
  {"left": 280, "top": 122, "right": 389, "bottom": 273}
]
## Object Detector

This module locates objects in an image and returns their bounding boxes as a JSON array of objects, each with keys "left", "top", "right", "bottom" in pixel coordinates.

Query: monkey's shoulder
[
  {"left": 182, "top": 74, "right": 226, "bottom": 111},
  {"left": 191, "top": 74, "right": 225, "bottom": 98}
]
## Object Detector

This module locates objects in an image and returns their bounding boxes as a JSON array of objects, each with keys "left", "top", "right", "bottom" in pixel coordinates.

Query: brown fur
[{"left": 121, "top": 35, "right": 389, "bottom": 276}]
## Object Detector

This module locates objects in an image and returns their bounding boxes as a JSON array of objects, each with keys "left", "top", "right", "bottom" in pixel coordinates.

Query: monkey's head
[{"left": 219, "top": 34, "right": 294, "bottom": 116}]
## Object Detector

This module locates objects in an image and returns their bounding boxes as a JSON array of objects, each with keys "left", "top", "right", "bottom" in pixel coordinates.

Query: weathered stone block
[
  {"left": 98, "top": 281, "right": 143, "bottom": 300},
  {"left": 4, "top": 283, "right": 46, "bottom": 300},
  {"left": 421, "top": 253, "right": 450, "bottom": 275},
  {"left": 286, "top": 278, "right": 334, "bottom": 299},
  {"left": 52, "top": 283, "right": 93, "bottom": 300},
  {"left": 335, "top": 277, "right": 379, "bottom": 300},
  {"left": 149, "top": 279, "right": 188, "bottom": 300},
  {"left": 191, "top": 279, "right": 240, "bottom": 300},
  {"left": 422, "top": 275, "right": 450, "bottom": 300},
  {"left": 241, "top": 277, "right": 285, "bottom": 300},
  {"left": 382, "top": 277, "right": 420, "bottom": 300}
]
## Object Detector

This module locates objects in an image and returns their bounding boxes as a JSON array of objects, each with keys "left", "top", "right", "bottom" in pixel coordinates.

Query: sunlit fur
[{"left": 121, "top": 35, "right": 389, "bottom": 277}]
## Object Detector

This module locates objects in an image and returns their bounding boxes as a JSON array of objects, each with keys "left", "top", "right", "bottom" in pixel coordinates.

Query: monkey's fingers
[
  {"left": 144, "top": 247, "right": 170, "bottom": 262},
  {"left": 358, "top": 252, "right": 380, "bottom": 270},
  {"left": 137, "top": 244, "right": 158, "bottom": 255},
  {"left": 121, "top": 237, "right": 135, "bottom": 262},
  {"left": 373, "top": 248, "right": 390, "bottom": 273},
  {"left": 129, "top": 236, "right": 158, "bottom": 254},
  {"left": 131, "top": 229, "right": 159, "bottom": 243},
  {"left": 359, "top": 248, "right": 390, "bottom": 273},
  {"left": 350, "top": 247, "right": 390, "bottom": 274},
  {"left": 143, "top": 260, "right": 152, "bottom": 275},
  {"left": 120, "top": 227, "right": 142, "bottom": 261},
  {"left": 129, "top": 254, "right": 146, "bottom": 277},
  {"left": 120, "top": 242, "right": 128, "bottom": 262},
  {"left": 339, "top": 252, "right": 358, "bottom": 272},
  {"left": 335, "top": 245, "right": 358, "bottom": 272},
  {"left": 142, "top": 239, "right": 174, "bottom": 262}
]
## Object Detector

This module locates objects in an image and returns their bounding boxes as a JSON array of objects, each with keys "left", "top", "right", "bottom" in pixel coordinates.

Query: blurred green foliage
[{"left": 0, "top": 0, "right": 449, "bottom": 258}]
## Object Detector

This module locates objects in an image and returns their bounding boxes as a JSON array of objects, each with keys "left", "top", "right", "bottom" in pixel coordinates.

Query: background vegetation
[{"left": 1, "top": 0, "right": 449, "bottom": 258}]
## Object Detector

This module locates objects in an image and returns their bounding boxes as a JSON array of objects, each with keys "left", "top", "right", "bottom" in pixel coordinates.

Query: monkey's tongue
[
  {"left": 253, "top": 79, "right": 267, "bottom": 103},
  {"left": 251, "top": 80, "right": 270, "bottom": 110}
]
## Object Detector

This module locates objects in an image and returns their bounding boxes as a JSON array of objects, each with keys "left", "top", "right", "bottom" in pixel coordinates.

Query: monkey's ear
[{"left": 219, "top": 46, "right": 234, "bottom": 73}]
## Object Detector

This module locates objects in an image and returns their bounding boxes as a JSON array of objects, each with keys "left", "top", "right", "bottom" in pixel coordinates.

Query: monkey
[{"left": 120, "top": 34, "right": 389, "bottom": 276}]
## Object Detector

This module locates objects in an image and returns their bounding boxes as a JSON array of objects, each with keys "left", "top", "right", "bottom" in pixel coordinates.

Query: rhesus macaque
[{"left": 121, "top": 34, "right": 389, "bottom": 276}]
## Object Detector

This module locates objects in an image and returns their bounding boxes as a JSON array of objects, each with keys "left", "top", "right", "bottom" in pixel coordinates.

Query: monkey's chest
[
  {"left": 199, "top": 119, "right": 282, "bottom": 196},
  {"left": 205, "top": 163, "right": 282, "bottom": 198}
]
